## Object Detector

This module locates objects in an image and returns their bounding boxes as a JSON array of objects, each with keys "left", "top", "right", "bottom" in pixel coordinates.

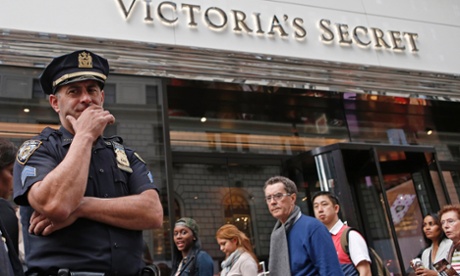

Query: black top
[
  {"left": 0, "top": 199, "right": 19, "bottom": 255},
  {"left": 0, "top": 215, "right": 24, "bottom": 276}
]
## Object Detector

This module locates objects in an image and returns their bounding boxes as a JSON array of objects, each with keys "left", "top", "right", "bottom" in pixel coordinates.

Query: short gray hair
[{"left": 263, "top": 176, "right": 298, "bottom": 195}]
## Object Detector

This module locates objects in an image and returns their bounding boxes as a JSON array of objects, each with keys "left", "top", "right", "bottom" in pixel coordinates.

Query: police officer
[{"left": 13, "top": 50, "right": 163, "bottom": 275}]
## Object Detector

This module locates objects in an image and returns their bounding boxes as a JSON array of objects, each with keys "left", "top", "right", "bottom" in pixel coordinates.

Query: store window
[
  {"left": 223, "top": 190, "right": 254, "bottom": 246},
  {"left": 167, "top": 80, "right": 349, "bottom": 155}
]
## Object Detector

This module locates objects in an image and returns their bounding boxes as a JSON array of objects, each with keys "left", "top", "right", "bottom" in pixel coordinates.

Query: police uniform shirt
[{"left": 13, "top": 126, "right": 158, "bottom": 275}]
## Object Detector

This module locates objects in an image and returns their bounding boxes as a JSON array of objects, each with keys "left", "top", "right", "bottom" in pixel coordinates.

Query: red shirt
[{"left": 332, "top": 225, "right": 353, "bottom": 264}]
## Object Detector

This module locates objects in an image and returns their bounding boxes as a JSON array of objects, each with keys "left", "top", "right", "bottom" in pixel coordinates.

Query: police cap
[{"left": 39, "top": 50, "right": 109, "bottom": 95}]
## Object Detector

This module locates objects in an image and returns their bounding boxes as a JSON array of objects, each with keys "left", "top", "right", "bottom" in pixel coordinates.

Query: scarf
[
  {"left": 269, "top": 205, "right": 301, "bottom": 276},
  {"left": 221, "top": 248, "right": 242, "bottom": 276}
]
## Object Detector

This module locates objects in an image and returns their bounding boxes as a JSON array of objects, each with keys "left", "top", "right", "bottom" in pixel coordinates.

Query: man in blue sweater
[{"left": 264, "top": 176, "right": 343, "bottom": 276}]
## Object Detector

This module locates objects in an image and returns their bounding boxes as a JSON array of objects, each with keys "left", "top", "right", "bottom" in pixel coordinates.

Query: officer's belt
[
  {"left": 57, "top": 270, "right": 104, "bottom": 276},
  {"left": 26, "top": 270, "right": 105, "bottom": 276},
  {"left": 64, "top": 272, "right": 104, "bottom": 276}
]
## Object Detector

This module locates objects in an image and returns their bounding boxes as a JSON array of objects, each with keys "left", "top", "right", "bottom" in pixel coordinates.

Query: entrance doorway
[{"left": 284, "top": 143, "right": 450, "bottom": 276}]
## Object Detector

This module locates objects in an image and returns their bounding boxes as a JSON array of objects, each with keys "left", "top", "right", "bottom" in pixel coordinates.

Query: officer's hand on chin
[{"left": 66, "top": 106, "right": 115, "bottom": 139}]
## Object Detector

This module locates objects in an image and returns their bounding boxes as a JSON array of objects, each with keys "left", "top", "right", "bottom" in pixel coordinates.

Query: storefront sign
[
  {"left": 117, "top": 0, "right": 419, "bottom": 53},
  {"left": 0, "top": 0, "right": 459, "bottom": 75}
]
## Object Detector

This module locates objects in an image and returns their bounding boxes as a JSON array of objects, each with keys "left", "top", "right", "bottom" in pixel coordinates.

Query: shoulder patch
[
  {"left": 147, "top": 171, "right": 154, "bottom": 183},
  {"left": 17, "top": 140, "right": 42, "bottom": 165},
  {"left": 21, "top": 166, "right": 37, "bottom": 187},
  {"left": 134, "top": 152, "right": 146, "bottom": 164}
]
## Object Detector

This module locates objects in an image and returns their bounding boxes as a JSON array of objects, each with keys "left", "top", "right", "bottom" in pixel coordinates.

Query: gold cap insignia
[{"left": 78, "top": 52, "right": 93, "bottom": 68}]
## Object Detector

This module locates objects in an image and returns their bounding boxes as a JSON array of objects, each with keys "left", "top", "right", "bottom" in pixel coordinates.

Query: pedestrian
[
  {"left": 0, "top": 138, "right": 19, "bottom": 255},
  {"left": 439, "top": 204, "right": 460, "bottom": 274},
  {"left": 415, "top": 213, "right": 452, "bottom": 275},
  {"left": 216, "top": 224, "right": 258, "bottom": 276},
  {"left": 171, "top": 217, "right": 214, "bottom": 276},
  {"left": 0, "top": 138, "right": 24, "bottom": 276},
  {"left": 263, "top": 176, "right": 343, "bottom": 276},
  {"left": 13, "top": 49, "right": 163, "bottom": 275},
  {"left": 312, "top": 191, "right": 371, "bottom": 276}
]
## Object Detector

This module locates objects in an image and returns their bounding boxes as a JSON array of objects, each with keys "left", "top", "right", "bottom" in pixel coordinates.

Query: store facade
[{"left": 1, "top": 0, "right": 460, "bottom": 274}]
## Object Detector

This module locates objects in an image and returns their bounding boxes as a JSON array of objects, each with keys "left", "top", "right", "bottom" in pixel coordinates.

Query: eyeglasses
[
  {"left": 441, "top": 219, "right": 458, "bottom": 226},
  {"left": 265, "top": 193, "right": 291, "bottom": 202}
]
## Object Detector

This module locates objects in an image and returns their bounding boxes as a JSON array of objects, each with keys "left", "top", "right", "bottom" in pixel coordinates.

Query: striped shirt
[{"left": 451, "top": 249, "right": 460, "bottom": 273}]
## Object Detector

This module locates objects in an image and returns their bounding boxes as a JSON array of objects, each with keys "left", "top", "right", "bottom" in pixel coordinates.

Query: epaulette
[{"left": 38, "top": 127, "right": 62, "bottom": 140}]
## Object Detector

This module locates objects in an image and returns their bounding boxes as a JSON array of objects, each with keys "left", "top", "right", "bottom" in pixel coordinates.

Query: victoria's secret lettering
[
  {"left": 117, "top": 0, "right": 420, "bottom": 53},
  {"left": 319, "top": 19, "right": 418, "bottom": 52}
]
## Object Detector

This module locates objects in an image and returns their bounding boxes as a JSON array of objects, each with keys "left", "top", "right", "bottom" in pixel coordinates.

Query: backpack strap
[
  {"left": 188, "top": 249, "right": 201, "bottom": 275},
  {"left": 340, "top": 226, "right": 360, "bottom": 256}
]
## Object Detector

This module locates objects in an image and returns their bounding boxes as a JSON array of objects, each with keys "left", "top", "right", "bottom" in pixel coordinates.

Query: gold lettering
[
  {"left": 117, "top": 0, "right": 137, "bottom": 19},
  {"left": 253, "top": 13, "right": 264, "bottom": 34},
  {"left": 115, "top": 2, "right": 421, "bottom": 54},
  {"left": 353, "top": 26, "right": 370, "bottom": 46},
  {"left": 318, "top": 19, "right": 419, "bottom": 52},
  {"left": 158, "top": 1, "right": 177, "bottom": 24},
  {"left": 404, "top": 32, "right": 419, "bottom": 52},
  {"left": 319, "top": 19, "right": 334, "bottom": 42},
  {"left": 371, "top": 28, "right": 391, "bottom": 49},
  {"left": 232, "top": 10, "right": 253, "bottom": 33},
  {"left": 143, "top": 0, "right": 153, "bottom": 22},
  {"left": 337, "top": 23, "right": 352, "bottom": 45},
  {"left": 268, "top": 15, "right": 288, "bottom": 37},
  {"left": 389, "top": 31, "right": 405, "bottom": 50},
  {"left": 181, "top": 3, "right": 200, "bottom": 27},
  {"left": 205, "top": 7, "right": 227, "bottom": 29},
  {"left": 292, "top": 17, "right": 306, "bottom": 39}
]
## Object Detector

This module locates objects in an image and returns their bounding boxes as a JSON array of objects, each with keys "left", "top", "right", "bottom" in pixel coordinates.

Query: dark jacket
[
  {"left": 171, "top": 239, "right": 214, "bottom": 276},
  {"left": 0, "top": 216, "right": 24, "bottom": 276}
]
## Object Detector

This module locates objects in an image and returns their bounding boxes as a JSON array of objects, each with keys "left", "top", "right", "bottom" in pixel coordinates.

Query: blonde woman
[{"left": 216, "top": 224, "right": 258, "bottom": 276}]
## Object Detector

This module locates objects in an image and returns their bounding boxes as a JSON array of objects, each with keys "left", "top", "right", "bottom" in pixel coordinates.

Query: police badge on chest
[{"left": 111, "top": 141, "right": 133, "bottom": 173}]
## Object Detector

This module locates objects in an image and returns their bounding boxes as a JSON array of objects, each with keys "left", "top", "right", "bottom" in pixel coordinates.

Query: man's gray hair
[{"left": 263, "top": 176, "right": 298, "bottom": 195}]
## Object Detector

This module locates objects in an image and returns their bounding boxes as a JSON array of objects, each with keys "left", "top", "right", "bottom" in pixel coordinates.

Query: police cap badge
[{"left": 39, "top": 50, "right": 109, "bottom": 95}]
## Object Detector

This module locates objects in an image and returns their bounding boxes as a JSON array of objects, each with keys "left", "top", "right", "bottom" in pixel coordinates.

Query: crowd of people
[{"left": 1, "top": 49, "right": 460, "bottom": 275}]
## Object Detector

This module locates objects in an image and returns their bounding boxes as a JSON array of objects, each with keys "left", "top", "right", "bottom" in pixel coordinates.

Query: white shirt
[
  {"left": 330, "top": 220, "right": 372, "bottom": 266},
  {"left": 421, "top": 238, "right": 452, "bottom": 269}
]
